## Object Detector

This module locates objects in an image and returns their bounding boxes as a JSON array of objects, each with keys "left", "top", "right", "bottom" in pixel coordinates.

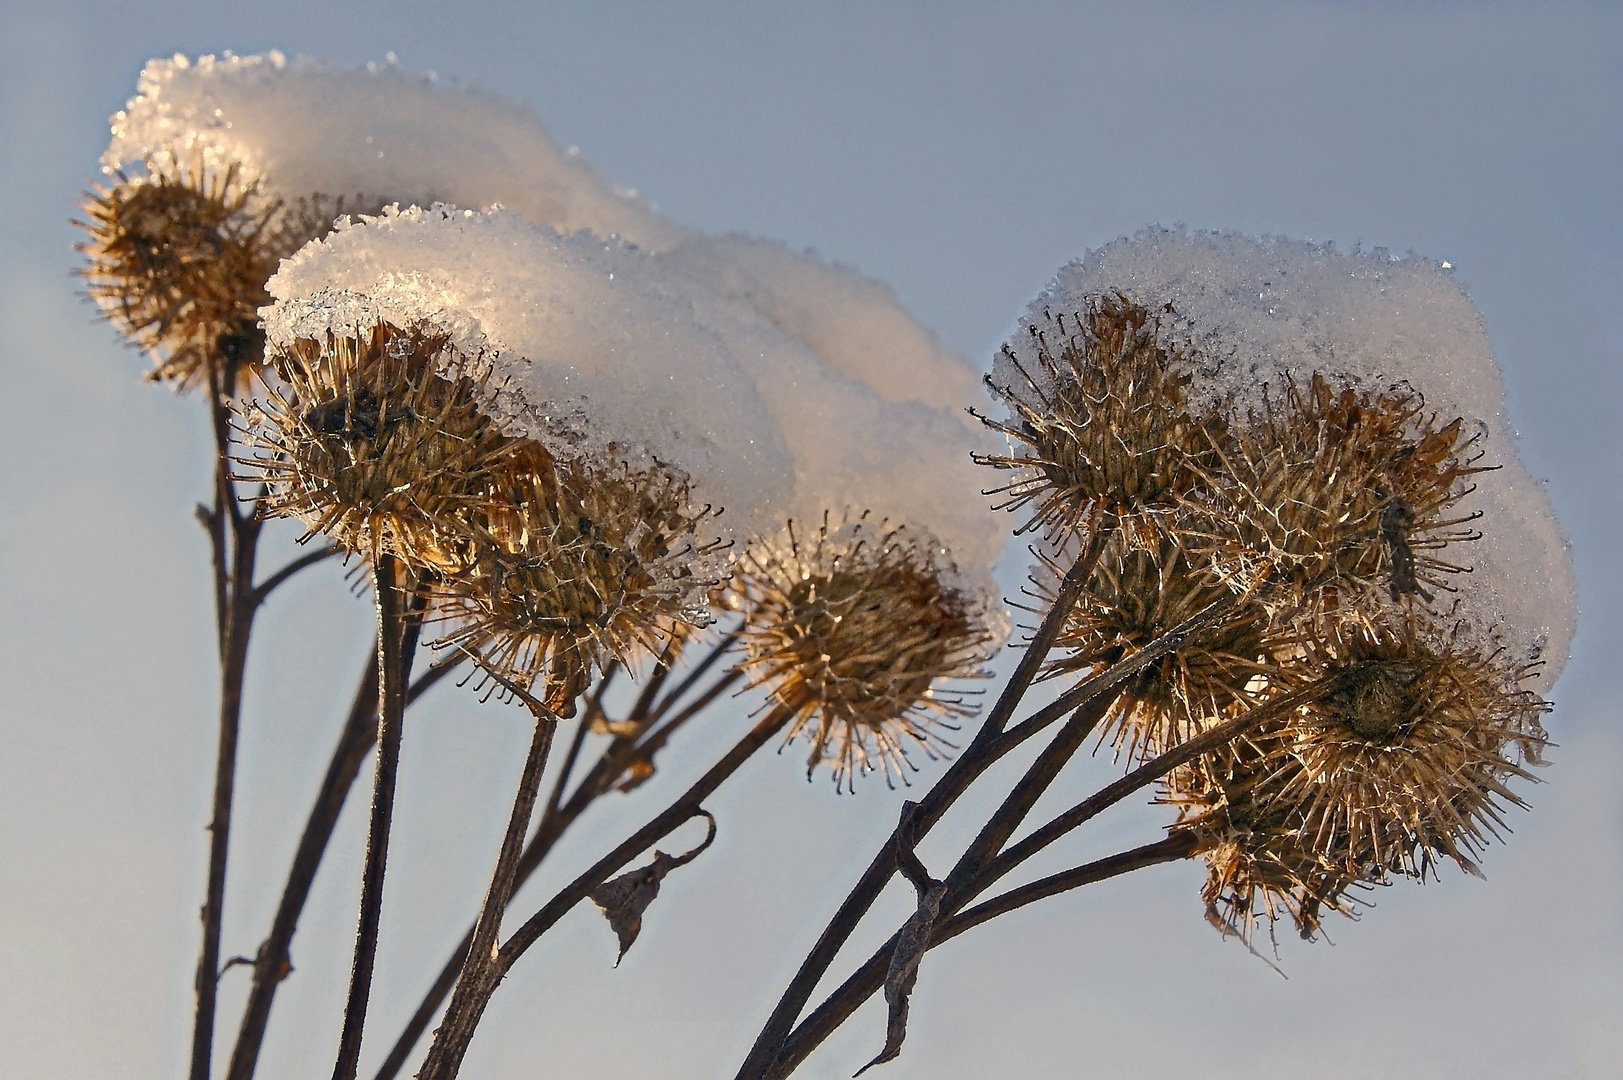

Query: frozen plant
[{"left": 77, "top": 51, "right": 1574, "bottom": 1080}]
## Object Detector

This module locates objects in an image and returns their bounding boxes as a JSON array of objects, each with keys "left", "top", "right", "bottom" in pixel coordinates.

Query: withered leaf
[
  {"left": 588, "top": 810, "right": 715, "bottom": 966},
  {"left": 856, "top": 801, "right": 945, "bottom": 1076},
  {"left": 855, "top": 880, "right": 946, "bottom": 1077},
  {"left": 616, "top": 756, "right": 657, "bottom": 793}
]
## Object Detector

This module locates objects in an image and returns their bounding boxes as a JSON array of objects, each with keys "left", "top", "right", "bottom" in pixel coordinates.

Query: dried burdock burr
[
  {"left": 75, "top": 150, "right": 363, "bottom": 392},
  {"left": 1167, "top": 616, "right": 1548, "bottom": 943},
  {"left": 1183, "top": 374, "right": 1487, "bottom": 631},
  {"left": 431, "top": 446, "right": 721, "bottom": 714},
  {"left": 1265, "top": 618, "right": 1549, "bottom": 880},
  {"left": 76, "top": 155, "right": 276, "bottom": 390},
  {"left": 726, "top": 513, "right": 995, "bottom": 790},
  {"left": 974, "top": 294, "right": 1228, "bottom": 549},
  {"left": 242, "top": 320, "right": 519, "bottom": 569},
  {"left": 1037, "top": 531, "right": 1270, "bottom": 762}
]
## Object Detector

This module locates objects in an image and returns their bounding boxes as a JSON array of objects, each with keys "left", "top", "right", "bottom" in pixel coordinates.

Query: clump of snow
[
  {"left": 998, "top": 226, "right": 1575, "bottom": 676},
  {"left": 113, "top": 51, "right": 1005, "bottom": 602},
  {"left": 658, "top": 235, "right": 984, "bottom": 418},
  {"left": 102, "top": 52, "right": 979, "bottom": 427},
  {"left": 677, "top": 280, "right": 1005, "bottom": 587},
  {"left": 265, "top": 207, "right": 1005, "bottom": 600},
  {"left": 265, "top": 205, "right": 791, "bottom": 544},
  {"left": 103, "top": 51, "right": 681, "bottom": 251}
]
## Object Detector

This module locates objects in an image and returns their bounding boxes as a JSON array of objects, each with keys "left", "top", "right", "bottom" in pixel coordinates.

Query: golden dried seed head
[
  {"left": 74, "top": 152, "right": 363, "bottom": 392},
  {"left": 1266, "top": 621, "right": 1549, "bottom": 880},
  {"left": 975, "top": 294, "right": 1228, "bottom": 546},
  {"left": 243, "top": 321, "right": 516, "bottom": 567},
  {"left": 1164, "top": 728, "right": 1364, "bottom": 944},
  {"left": 1038, "top": 533, "right": 1268, "bottom": 761},
  {"left": 432, "top": 448, "right": 720, "bottom": 708},
  {"left": 1183, "top": 373, "right": 1486, "bottom": 628},
  {"left": 1166, "top": 619, "right": 1547, "bottom": 943},
  {"left": 727, "top": 514, "right": 995, "bottom": 790}
]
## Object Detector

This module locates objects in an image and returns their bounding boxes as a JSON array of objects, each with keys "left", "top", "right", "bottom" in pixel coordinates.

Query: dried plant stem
[
  {"left": 332, "top": 554, "right": 419, "bottom": 1080},
  {"left": 224, "top": 647, "right": 455, "bottom": 1080},
  {"left": 413, "top": 701, "right": 797, "bottom": 1080},
  {"left": 415, "top": 676, "right": 560, "bottom": 1080},
  {"left": 736, "top": 567, "right": 1236, "bottom": 1079},
  {"left": 190, "top": 351, "right": 263, "bottom": 1080},
  {"left": 758, "top": 682, "right": 1327, "bottom": 1078},
  {"left": 941, "top": 833, "right": 1199, "bottom": 938},
  {"left": 766, "top": 836, "right": 1199, "bottom": 1078},
  {"left": 372, "top": 649, "right": 741, "bottom": 1080}
]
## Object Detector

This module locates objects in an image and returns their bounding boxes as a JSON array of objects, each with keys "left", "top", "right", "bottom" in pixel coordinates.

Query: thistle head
[
  {"left": 75, "top": 156, "right": 276, "bottom": 390},
  {"left": 75, "top": 151, "right": 360, "bottom": 392},
  {"left": 1184, "top": 374, "right": 1486, "bottom": 628},
  {"left": 976, "top": 294, "right": 1227, "bottom": 548},
  {"left": 431, "top": 447, "right": 721, "bottom": 714},
  {"left": 727, "top": 514, "right": 995, "bottom": 790},
  {"left": 243, "top": 321, "right": 517, "bottom": 568},
  {"left": 1167, "top": 617, "right": 1548, "bottom": 943},
  {"left": 1037, "top": 534, "right": 1268, "bottom": 761},
  {"left": 1165, "top": 730, "right": 1363, "bottom": 944},
  {"left": 1264, "top": 619, "right": 1549, "bottom": 880}
]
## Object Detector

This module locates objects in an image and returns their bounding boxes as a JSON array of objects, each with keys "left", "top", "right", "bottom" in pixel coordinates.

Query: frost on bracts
[{"left": 986, "top": 228, "right": 1574, "bottom": 944}]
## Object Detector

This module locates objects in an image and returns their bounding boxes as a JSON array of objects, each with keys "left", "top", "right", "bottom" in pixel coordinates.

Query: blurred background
[{"left": 1, "top": 2, "right": 1618, "bottom": 1077}]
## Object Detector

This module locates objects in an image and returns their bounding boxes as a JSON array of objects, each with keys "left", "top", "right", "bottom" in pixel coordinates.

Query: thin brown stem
[
  {"left": 414, "top": 671, "right": 560, "bottom": 1080},
  {"left": 190, "top": 350, "right": 260, "bottom": 1080},
  {"left": 760, "top": 683, "right": 1327, "bottom": 1079},
  {"left": 250, "top": 543, "right": 341, "bottom": 607},
  {"left": 332, "top": 555, "right": 417, "bottom": 1080},
  {"left": 411, "top": 702, "right": 797, "bottom": 1079},
  {"left": 942, "top": 833, "right": 1198, "bottom": 940},
  {"left": 225, "top": 635, "right": 451, "bottom": 1080},
  {"left": 371, "top": 665, "right": 745, "bottom": 1080},
  {"left": 977, "top": 681, "right": 1325, "bottom": 892},
  {"left": 764, "top": 837, "right": 1198, "bottom": 1079}
]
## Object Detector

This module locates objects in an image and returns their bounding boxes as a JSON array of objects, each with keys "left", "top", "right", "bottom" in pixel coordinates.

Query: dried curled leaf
[
  {"left": 589, "top": 811, "right": 716, "bottom": 966},
  {"left": 857, "top": 801, "right": 945, "bottom": 1076}
]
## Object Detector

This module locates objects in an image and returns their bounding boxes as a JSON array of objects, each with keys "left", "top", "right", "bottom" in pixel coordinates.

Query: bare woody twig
[
  {"left": 413, "top": 701, "right": 798, "bottom": 1079},
  {"left": 415, "top": 662, "right": 561, "bottom": 1080},
  {"left": 372, "top": 656, "right": 740, "bottom": 1080}
]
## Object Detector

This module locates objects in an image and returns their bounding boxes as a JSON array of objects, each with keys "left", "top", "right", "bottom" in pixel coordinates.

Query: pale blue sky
[{"left": 1, "top": 3, "right": 1619, "bottom": 1078}]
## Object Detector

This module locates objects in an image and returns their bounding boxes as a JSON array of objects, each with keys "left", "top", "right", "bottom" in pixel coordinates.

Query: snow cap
[
  {"left": 103, "top": 50, "right": 680, "bottom": 250},
  {"left": 1000, "top": 226, "right": 1575, "bottom": 676},
  {"left": 264, "top": 205, "right": 791, "bottom": 543}
]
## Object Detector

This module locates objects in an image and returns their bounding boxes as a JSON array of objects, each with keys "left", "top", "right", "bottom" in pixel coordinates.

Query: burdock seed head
[
  {"left": 1164, "top": 729, "right": 1364, "bottom": 944},
  {"left": 1184, "top": 374, "right": 1487, "bottom": 628},
  {"left": 1166, "top": 615, "right": 1548, "bottom": 944},
  {"left": 243, "top": 320, "right": 519, "bottom": 568},
  {"left": 1038, "top": 532, "right": 1270, "bottom": 762},
  {"left": 75, "top": 151, "right": 357, "bottom": 392},
  {"left": 1264, "top": 618, "right": 1549, "bottom": 881},
  {"left": 76, "top": 155, "right": 275, "bottom": 390},
  {"left": 975, "top": 293, "right": 1227, "bottom": 548},
  {"left": 726, "top": 513, "right": 996, "bottom": 790},
  {"left": 432, "top": 447, "right": 722, "bottom": 715}
]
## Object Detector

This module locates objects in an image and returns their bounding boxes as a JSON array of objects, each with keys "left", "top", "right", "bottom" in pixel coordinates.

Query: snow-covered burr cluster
[{"left": 996, "top": 226, "right": 1575, "bottom": 675}]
